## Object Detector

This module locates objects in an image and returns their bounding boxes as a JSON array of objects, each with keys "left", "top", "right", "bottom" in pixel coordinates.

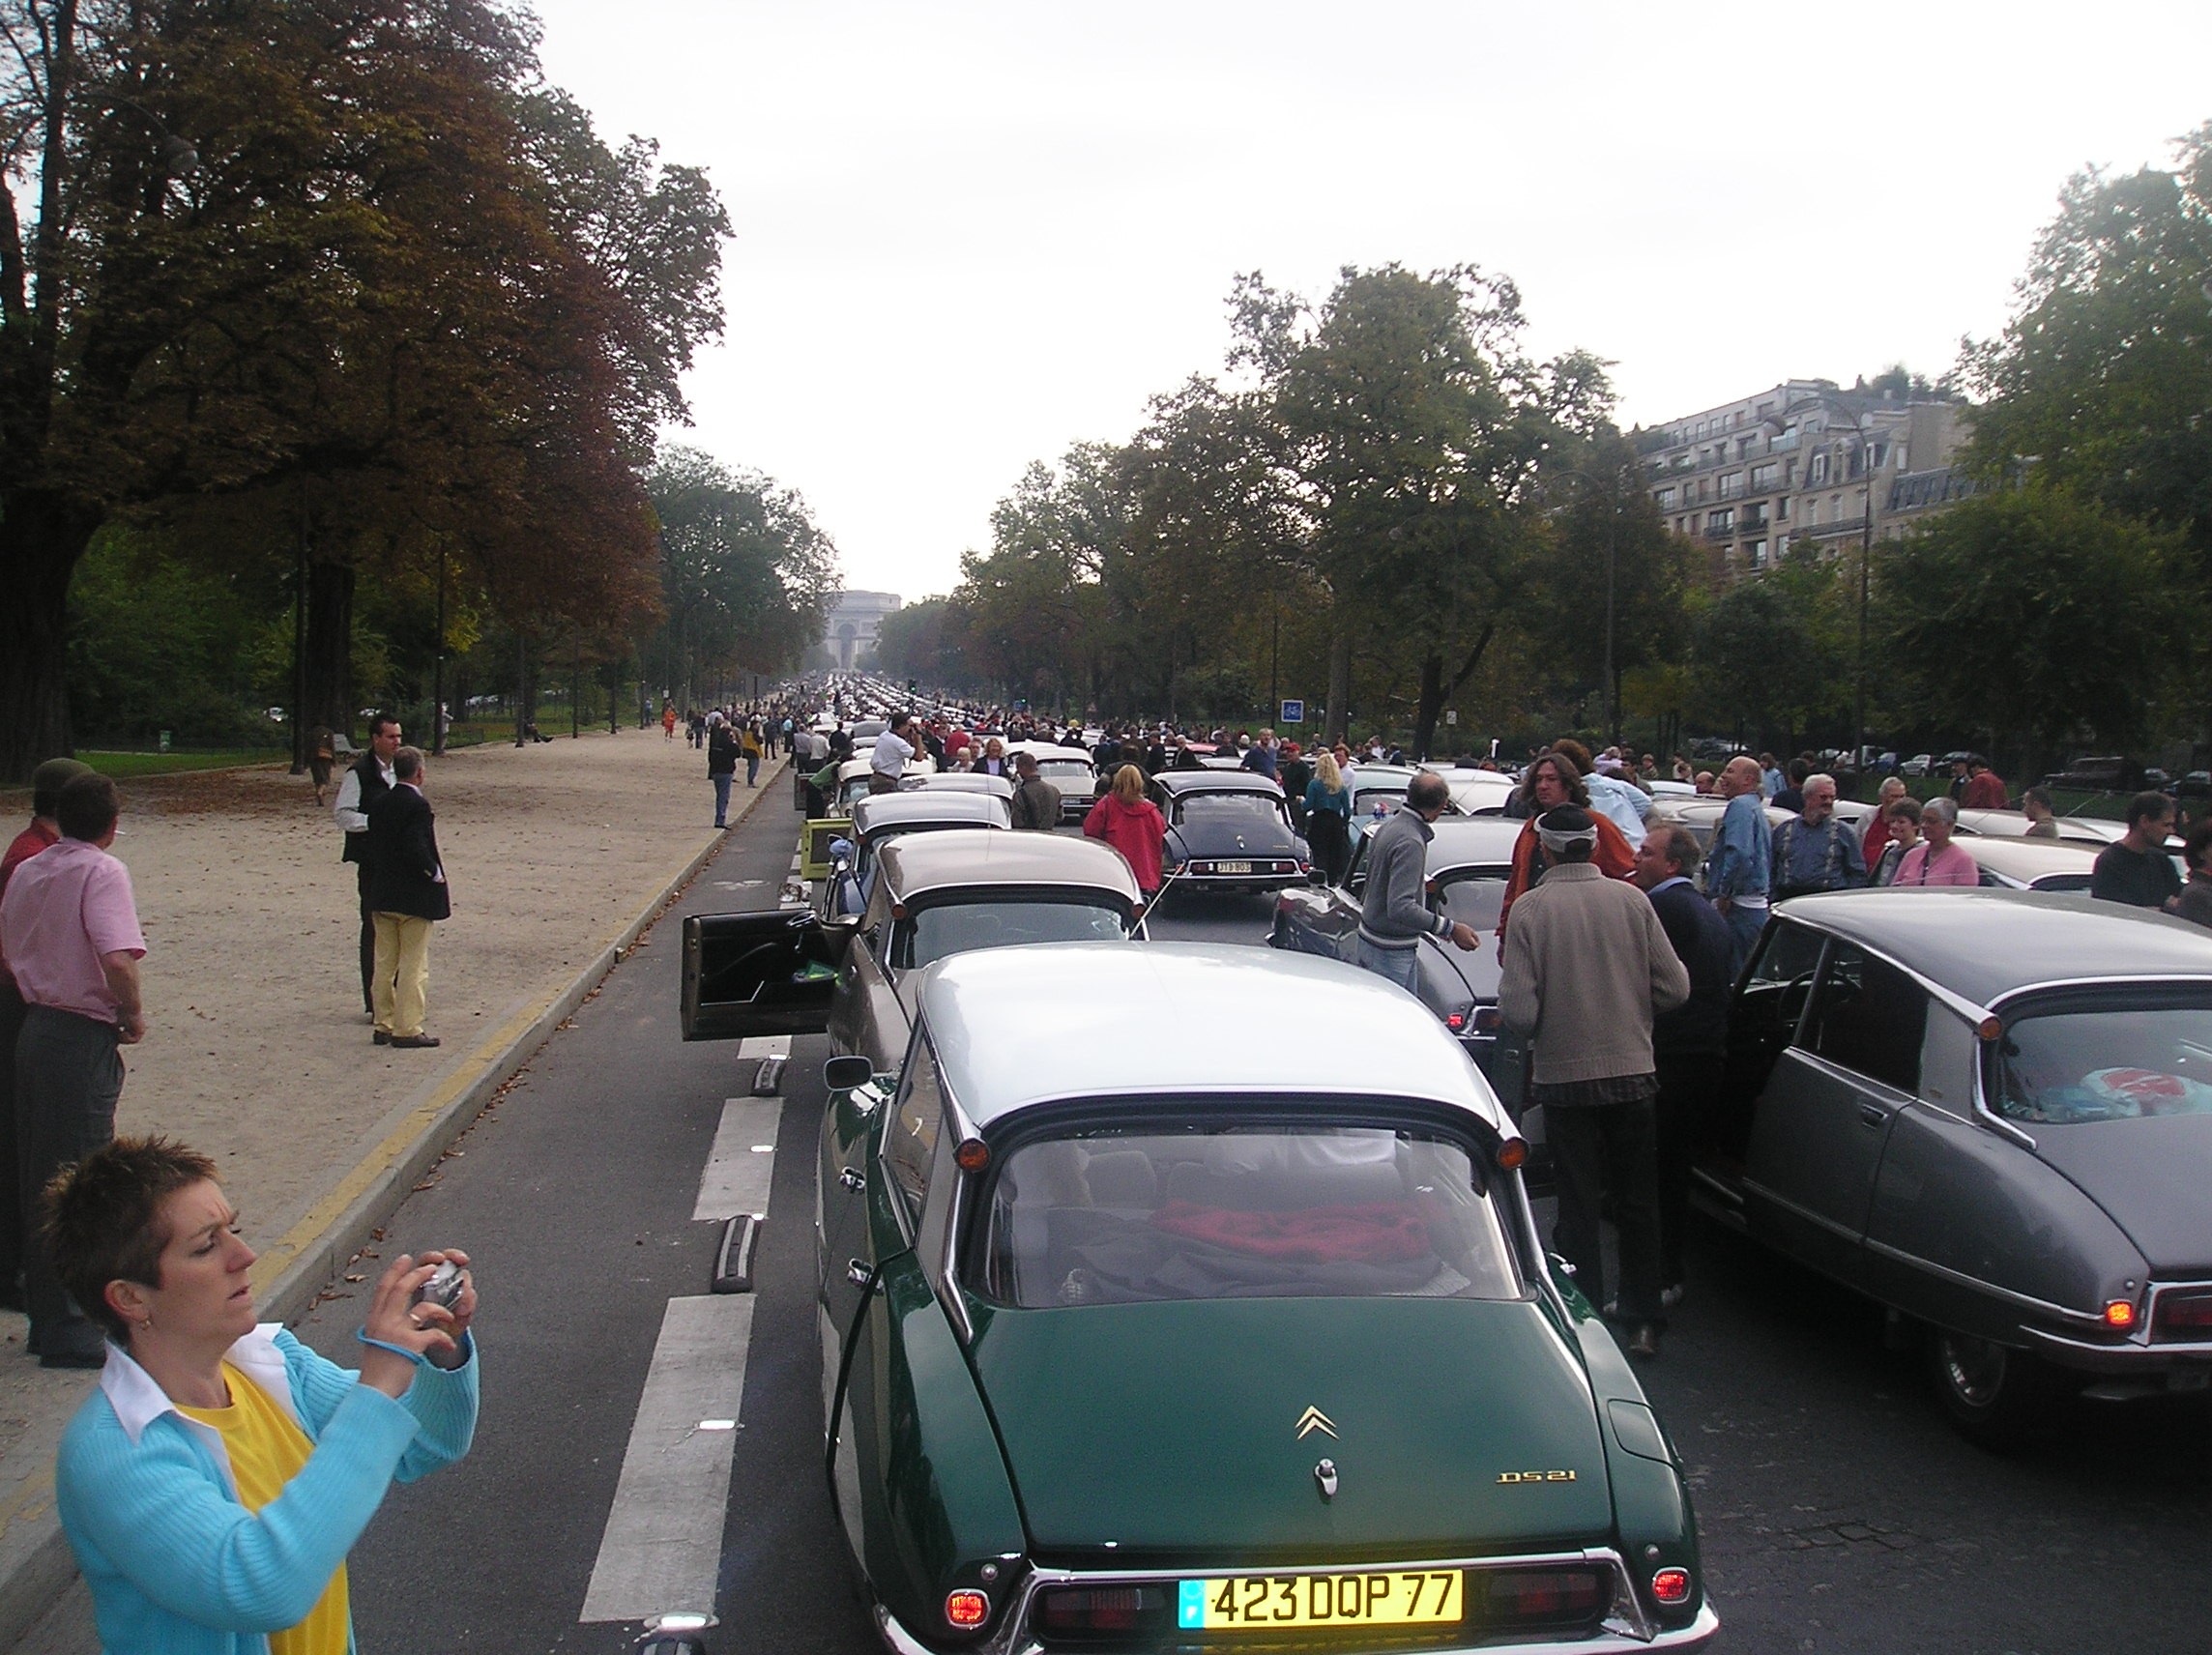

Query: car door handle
[
  {"left": 846, "top": 1259, "right": 872, "bottom": 1288},
  {"left": 1858, "top": 1102, "right": 1886, "bottom": 1126},
  {"left": 839, "top": 1167, "right": 864, "bottom": 1192}
]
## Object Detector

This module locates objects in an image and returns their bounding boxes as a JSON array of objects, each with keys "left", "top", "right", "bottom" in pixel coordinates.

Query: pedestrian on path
[
  {"left": 870, "top": 714, "right": 916, "bottom": 795},
  {"left": 2090, "top": 792, "right": 2181, "bottom": 910},
  {"left": 1632, "top": 827, "right": 1733, "bottom": 1310},
  {"left": 1082, "top": 766, "right": 1167, "bottom": 901},
  {"left": 1891, "top": 797, "right": 1978, "bottom": 886},
  {"left": 331, "top": 716, "right": 400, "bottom": 1019},
  {"left": 0, "top": 772, "right": 146, "bottom": 1366},
  {"left": 0, "top": 758, "right": 94, "bottom": 1316},
  {"left": 1703, "top": 756, "right": 1772, "bottom": 971},
  {"left": 364, "top": 748, "right": 450, "bottom": 1050},
  {"left": 1009, "top": 752, "right": 1062, "bottom": 830},
  {"left": 1770, "top": 774, "right": 1868, "bottom": 900},
  {"left": 1354, "top": 773, "right": 1479, "bottom": 990},
  {"left": 707, "top": 718, "right": 740, "bottom": 828},
  {"left": 1303, "top": 753, "right": 1353, "bottom": 886},
  {"left": 48, "top": 1136, "right": 479, "bottom": 1655},
  {"left": 741, "top": 719, "right": 763, "bottom": 788},
  {"left": 662, "top": 703, "right": 677, "bottom": 741},
  {"left": 1499, "top": 806, "right": 1689, "bottom": 1360}
]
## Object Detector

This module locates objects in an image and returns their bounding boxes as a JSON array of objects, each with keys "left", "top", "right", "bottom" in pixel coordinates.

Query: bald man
[{"left": 1701, "top": 756, "right": 1772, "bottom": 972}]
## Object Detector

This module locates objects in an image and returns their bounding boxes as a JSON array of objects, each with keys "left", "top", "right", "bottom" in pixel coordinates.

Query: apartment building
[{"left": 1642, "top": 380, "right": 1970, "bottom": 581}]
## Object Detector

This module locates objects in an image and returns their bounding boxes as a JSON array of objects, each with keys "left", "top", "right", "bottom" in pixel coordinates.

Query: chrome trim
[
  {"left": 1740, "top": 1180, "right": 1862, "bottom": 1244},
  {"left": 2023, "top": 1323, "right": 2212, "bottom": 1371},
  {"left": 932, "top": 1039, "right": 981, "bottom": 1343},
  {"left": 2141, "top": 1281, "right": 2212, "bottom": 1349},
  {"left": 1860, "top": 1236, "right": 2110, "bottom": 1329},
  {"left": 873, "top": 1552, "right": 1718, "bottom": 1655}
]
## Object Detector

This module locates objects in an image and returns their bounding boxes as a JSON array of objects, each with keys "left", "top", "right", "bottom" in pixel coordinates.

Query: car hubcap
[{"left": 1939, "top": 1334, "right": 2007, "bottom": 1408}]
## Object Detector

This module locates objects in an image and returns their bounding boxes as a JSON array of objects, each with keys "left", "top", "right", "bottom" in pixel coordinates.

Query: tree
[
  {"left": 1875, "top": 489, "right": 2197, "bottom": 774},
  {"left": 1687, "top": 553, "right": 1848, "bottom": 753}
]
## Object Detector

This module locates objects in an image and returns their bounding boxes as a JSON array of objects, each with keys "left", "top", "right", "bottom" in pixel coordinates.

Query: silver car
[{"left": 1702, "top": 889, "right": 2212, "bottom": 1442}]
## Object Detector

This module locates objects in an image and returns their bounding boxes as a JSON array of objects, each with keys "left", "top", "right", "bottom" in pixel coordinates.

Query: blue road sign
[{"left": 1279, "top": 699, "right": 1305, "bottom": 725}]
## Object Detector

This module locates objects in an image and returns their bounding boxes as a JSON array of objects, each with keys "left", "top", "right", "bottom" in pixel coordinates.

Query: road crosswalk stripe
[
  {"left": 693, "top": 1094, "right": 782, "bottom": 1221},
  {"left": 578, "top": 1293, "right": 758, "bottom": 1623}
]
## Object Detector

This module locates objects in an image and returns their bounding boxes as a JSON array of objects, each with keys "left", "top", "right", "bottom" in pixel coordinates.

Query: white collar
[{"left": 100, "top": 1322, "right": 301, "bottom": 1444}]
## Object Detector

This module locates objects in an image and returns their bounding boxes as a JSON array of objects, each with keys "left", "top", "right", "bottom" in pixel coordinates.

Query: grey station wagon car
[{"left": 1701, "top": 889, "right": 2212, "bottom": 1441}]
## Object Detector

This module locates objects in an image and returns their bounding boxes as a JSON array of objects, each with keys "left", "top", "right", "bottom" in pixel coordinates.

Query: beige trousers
[{"left": 371, "top": 913, "right": 434, "bottom": 1038}]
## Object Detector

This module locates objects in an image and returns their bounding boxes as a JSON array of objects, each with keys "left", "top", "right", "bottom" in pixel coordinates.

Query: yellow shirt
[{"left": 178, "top": 1362, "right": 350, "bottom": 1655}]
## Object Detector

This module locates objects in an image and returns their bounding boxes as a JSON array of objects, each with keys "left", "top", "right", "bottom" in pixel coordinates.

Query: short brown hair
[
  {"left": 1653, "top": 826, "right": 1703, "bottom": 875},
  {"left": 44, "top": 1137, "right": 220, "bottom": 1341},
  {"left": 55, "top": 773, "right": 120, "bottom": 842}
]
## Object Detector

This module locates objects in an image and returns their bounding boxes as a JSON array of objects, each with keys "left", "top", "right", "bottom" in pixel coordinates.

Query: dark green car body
[{"left": 811, "top": 944, "right": 1716, "bottom": 1655}]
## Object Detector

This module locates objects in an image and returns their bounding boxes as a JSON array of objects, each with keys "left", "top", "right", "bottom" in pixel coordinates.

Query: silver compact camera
[{"left": 411, "top": 1261, "right": 466, "bottom": 1313}]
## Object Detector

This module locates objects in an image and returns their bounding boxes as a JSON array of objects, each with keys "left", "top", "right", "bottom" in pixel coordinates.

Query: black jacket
[
  {"left": 365, "top": 784, "right": 451, "bottom": 921},
  {"left": 340, "top": 751, "right": 393, "bottom": 866},
  {"left": 708, "top": 726, "right": 740, "bottom": 778},
  {"left": 1646, "top": 880, "right": 1732, "bottom": 1056}
]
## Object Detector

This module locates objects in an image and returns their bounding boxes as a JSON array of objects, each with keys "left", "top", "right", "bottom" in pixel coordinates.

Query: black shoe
[
  {"left": 1625, "top": 1323, "right": 1661, "bottom": 1360},
  {"left": 390, "top": 1034, "right": 441, "bottom": 1049},
  {"left": 373, "top": 1031, "right": 391, "bottom": 1045}
]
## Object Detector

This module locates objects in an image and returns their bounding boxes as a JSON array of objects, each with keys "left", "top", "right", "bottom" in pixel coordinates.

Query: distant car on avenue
[{"left": 1150, "top": 770, "right": 1311, "bottom": 893}]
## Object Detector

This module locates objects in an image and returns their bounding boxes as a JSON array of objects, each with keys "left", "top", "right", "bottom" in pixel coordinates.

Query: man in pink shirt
[
  {"left": 1891, "top": 797, "right": 1980, "bottom": 887},
  {"left": 0, "top": 772, "right": 146, "bottom": 1366}
]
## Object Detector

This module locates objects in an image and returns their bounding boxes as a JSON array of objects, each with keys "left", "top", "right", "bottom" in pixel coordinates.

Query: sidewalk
[{"left": 0, "top": 729, "right": 793, "bottom": 1648}]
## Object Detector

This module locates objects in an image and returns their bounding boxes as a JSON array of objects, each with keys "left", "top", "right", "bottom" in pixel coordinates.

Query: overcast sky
[{"left": 528, "top": 1, "right": 2212, "bottom": 602}]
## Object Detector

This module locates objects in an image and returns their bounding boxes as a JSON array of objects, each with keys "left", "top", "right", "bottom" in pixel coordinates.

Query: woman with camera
[{"left": 47, "top": 1136, "right": 479, "bottom": 1654}]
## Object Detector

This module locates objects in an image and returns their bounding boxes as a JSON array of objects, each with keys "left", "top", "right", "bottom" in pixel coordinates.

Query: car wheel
[{"left": 1926, "top": 1328, "right": 2065, "bottom": 1447}]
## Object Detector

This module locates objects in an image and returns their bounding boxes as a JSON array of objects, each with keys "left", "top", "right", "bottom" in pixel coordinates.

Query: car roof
[
  {"left": 837, "top": 755, "right": 934, "bottom": 780},
  {"left": 1421, "top": 816, "right": 1526, "bottom": 869},
  {"left": 1003, "top": 741, "right": 1091, "bottom": 762},
  {"left": 1774, "top": 889, "right": 2212, "bottom": 1005},
  {"left": 877, "top": 828, "right": 1143, "bottom": 905},
  {"left": 1346, "top": 766, "right": 1418, "bottom": 787},
  {"left": 850, "top": 792, "right": 1011, "bottom": 836},
  {"left": 1154, "top": 769, "right": 1284, "bottom": 797},
  {"left": 919, "top": 943, "right": 1506, "bottom": 1129},
  {"left": 1961, "top": 838, "right": 2099, "bottom": 880},
  {"left": 914, "top": 772, "right": 1016, "bottom": 798}
]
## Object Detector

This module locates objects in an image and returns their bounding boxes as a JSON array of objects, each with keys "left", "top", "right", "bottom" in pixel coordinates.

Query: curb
[{"left": 0, "top": 761, "right": 793, "bottom": 1653}]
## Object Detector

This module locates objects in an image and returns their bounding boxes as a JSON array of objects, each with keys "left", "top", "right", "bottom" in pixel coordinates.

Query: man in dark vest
[
  {"left": 364, "top": 747, "right": 451, "bottom": 1049},
  {"left": 331, "top": 714, "right": 401, "bottom": 1016}
]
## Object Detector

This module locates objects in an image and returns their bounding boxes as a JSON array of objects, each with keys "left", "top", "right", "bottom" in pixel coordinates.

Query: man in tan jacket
[{"left": 1499, "top": 806, "right": 1690, "bottom": 1358}]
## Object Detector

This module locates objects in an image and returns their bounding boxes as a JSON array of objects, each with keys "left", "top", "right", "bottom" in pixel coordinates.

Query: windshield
[
  {"left": 1174, "top": 794, "right": 1284, "bottom": 828},
  {"left": 895, "top": 898, "right": 1129, "bottom": 970},
  {"left": 970, "top": 1122, "right": 1521, "bottom": 1307},
  {"left": 1353, "top": 785, "right": 1408, "bottom": 821},
  {"left": 1994, "top": 998, "right": 2212, "bottom": 1123}
]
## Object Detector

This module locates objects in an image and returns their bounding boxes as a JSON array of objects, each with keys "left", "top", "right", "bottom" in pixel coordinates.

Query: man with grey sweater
[
  {"left": 1355, "top": 772, "right": 1480, "bottom": 989},
  {"left": 1499, "top": 805, "right": 1690, "bottom": 1359}
]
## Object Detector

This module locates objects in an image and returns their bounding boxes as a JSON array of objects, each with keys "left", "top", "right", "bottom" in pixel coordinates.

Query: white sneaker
[{"left": 1660, "top": 1283, "right": 1685, "bottom": 1310}]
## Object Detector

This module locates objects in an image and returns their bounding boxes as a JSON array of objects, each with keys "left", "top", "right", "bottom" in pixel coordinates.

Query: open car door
[{"left": 681, "top": 909, "right": 840, "bottom": 1041}]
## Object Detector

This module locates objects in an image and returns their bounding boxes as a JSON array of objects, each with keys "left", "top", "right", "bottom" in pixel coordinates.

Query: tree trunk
[
  {"left": 1324, "top": 624, "right": 1353, "bottom": 744},
  {"left": 0, "top": 494, "right": 99, "bottom": 781},
  {"left": 302, "top": 554, "right": 355, "bottom": 742},
  {"left": 1412, "top": 624, "right": 1498, "bottom": 762}
]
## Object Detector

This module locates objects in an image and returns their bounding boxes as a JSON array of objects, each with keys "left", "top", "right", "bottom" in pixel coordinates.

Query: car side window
[
  {"left": 1804, "top": 943, "right": 1928, "bottom": 1094},
  {"left": 883, "top": 1040, "right": 945, "bottom": 1223},
  {"left": 1748, "top": 921, "right": 1824, "bottom": 989}
]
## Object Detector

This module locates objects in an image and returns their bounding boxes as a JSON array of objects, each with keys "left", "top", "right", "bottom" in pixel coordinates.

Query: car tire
[{"left": 1925, "top": 1328, "right": 2067, "bottom": 1447}]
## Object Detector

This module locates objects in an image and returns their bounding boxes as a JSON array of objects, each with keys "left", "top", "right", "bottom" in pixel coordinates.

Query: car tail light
[
  {"left": 1446, "top": 1011, "right": 1466, "bottom": 1031},
  {"left": 1471, "top": 1005, "right": 1502, "bottom": 1032},
  {"left": 945, "top": 1588, "right": 990, "bottom": 1629},
  {"left": 1651, "top": 1567, "right": 1692, "bottom": 1606},
  {"left": 1485, "top": 1567, "right": 1605, "bottom": 1626},
  {"left": 2103, "top": 1298, "right": 2138, "bottom": 1329},
  {"left": 1039, "top": 1586, "right": 1156, "bottom": 1634},
  {"left": 2156, "top": 1289, "right": 2212, "bottom": 1335}
]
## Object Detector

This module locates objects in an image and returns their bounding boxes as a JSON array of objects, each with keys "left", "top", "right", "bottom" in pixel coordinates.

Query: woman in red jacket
[{"left": 1083, "top": 765, "right": 1166, "bottom": 898}]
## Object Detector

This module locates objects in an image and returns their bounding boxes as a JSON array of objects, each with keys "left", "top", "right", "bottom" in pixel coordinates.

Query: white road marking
[
  {"left": 578, "top": 1294, "right": 757, "bottom": 1623},
  {"left": 735, "top": 1034, "right": 793, "bottom": 1060},
  {"left": 693, "top": 1096, "right": 781, "bottom": 1221}
]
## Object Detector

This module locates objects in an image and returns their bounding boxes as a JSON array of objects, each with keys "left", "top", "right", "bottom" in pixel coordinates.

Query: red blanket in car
[{"left": 1150, "top": 1201, "right": 1429, "bottom": 1263}]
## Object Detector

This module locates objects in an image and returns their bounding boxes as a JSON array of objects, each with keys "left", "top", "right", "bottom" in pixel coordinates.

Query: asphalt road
[{"left": 287, "top": 813, "right": 2212, "bottom": 1655}]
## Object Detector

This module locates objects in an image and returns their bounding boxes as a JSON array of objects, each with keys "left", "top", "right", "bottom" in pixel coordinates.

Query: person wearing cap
[
  {"left": 1353, "top": 773, "right": 1480, "bottom": 990},
  {"left": 1498, "top": 805, "right": 1689, "bottom": 1360},
  {"left": 0, "top": 758, "right": 95, "bottom": 1312},
  {"left": 1009, "top": 752, "right": 1062, "bottom": 830}
]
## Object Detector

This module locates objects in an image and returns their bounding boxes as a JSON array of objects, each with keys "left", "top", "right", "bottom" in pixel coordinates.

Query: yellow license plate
[
  {"left": 1216, "top": 860, "right": 1253, "bottom": 875},
  {"left": 1178, "top": 1570, "right": 1463, "bottom": 1630}
]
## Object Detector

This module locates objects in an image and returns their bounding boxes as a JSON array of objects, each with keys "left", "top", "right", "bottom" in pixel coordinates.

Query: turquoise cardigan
[{"left": 56, "top": 1324, "right": 478, "bottom": 1654}]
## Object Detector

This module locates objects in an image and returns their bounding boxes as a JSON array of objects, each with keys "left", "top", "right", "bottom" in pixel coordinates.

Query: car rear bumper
[
  {"left": 2023, "top": 1324, "right": 2212, "bottom": 1379},
  {"left": 876, "top": 1601, "right": 1717, "bottom": 1655}
]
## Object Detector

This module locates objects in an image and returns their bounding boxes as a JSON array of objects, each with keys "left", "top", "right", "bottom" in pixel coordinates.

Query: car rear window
[
  {"left": 896, "top": 898, "right": 1128, "bottom": 970},
  {"left": 969, "top": 1123, "right": 1521, "bottom": 1307},
  {"left": 1175, "top": 794, "right": 1282, "bottom": 827},
  {"left": 1994, "top": 997, "right": 2212, "bottom": 1124},
  {"left": 1434, "top": 874, "right": 1507, "bottom": 932}
]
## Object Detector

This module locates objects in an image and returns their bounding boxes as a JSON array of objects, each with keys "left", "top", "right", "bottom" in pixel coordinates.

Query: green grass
[{"left": 77, "top": 749, "right": 288, "bottom": 777}]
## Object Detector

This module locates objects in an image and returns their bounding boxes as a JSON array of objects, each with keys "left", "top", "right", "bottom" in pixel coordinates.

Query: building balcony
[{"left": 1700, "top": 522, "right": 1736, "bottom": 540}]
